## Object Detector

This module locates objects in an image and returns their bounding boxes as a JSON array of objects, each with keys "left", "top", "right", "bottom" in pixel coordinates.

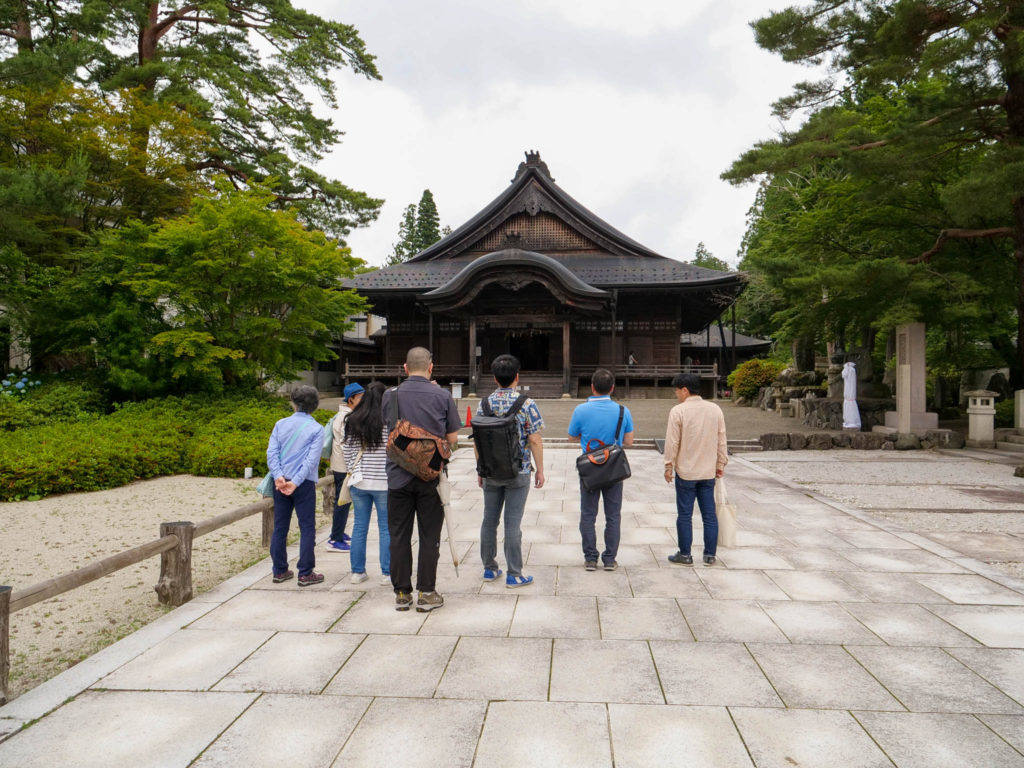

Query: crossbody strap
[
  {"left": 614, "top": 404, "right": 625, "bottom": 444},
  {"left": 389, "top": 385, "right": 401, "bottom": 426}
]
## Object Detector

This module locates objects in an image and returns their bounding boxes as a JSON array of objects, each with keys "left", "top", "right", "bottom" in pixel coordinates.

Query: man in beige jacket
[{"left": 663, "top": 372, "right": 728, "bottom": 566}]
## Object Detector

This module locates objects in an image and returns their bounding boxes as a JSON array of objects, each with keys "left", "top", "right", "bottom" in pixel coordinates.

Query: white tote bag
[{"left": 715, "top": 477, "right": 738, "bottom": 548}]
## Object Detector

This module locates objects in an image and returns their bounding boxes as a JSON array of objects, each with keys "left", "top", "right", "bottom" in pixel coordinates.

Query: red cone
[{"left": 466, "top": 406, "right": 472, "bottom": 427}]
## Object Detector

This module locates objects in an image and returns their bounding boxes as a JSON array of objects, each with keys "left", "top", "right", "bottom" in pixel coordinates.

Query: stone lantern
[{"left": 966, "top": 390, "right": 997, "bottom": 448}]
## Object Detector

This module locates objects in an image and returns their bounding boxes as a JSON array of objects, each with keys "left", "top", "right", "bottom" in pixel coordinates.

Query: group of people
[{"left": 264, "top": 346, "right": 728, "bottom": 610}]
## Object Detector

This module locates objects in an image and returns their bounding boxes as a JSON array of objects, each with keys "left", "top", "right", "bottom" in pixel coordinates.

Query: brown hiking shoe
[
  {"left": 272, "top": 569, "right": 294, "bottom": 583},
  {"left": 415, "top": 591, "right": 444, "bottom": 612},
  {"left": 395, "top": 591, "right": 413, "bottom": 611},
  {"left": 297, "top": 572, "right": 324, "bottom": 587}
]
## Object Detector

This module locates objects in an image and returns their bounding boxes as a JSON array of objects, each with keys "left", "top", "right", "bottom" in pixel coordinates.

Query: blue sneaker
[
  {"left": 341, "top": 533, "right": 351, "bottom": 544},
  {"left": 506, "top": 574, "right": 534, "bottom": 589},
  {"left": 483, "top": 568, "right": 502, "bottom": 582},
  {"left": 325, "top": 539, "right": 350, "bottom": 553}
]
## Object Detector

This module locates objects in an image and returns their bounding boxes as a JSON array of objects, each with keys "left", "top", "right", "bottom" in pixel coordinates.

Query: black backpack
[{"left": 472, "top": 393, "right": 528, "bottom": 481}]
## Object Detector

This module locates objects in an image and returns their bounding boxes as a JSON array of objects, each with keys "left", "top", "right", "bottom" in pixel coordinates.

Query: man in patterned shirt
[{"left": 476, "top": 354, "right": 545, "bottom": 588}]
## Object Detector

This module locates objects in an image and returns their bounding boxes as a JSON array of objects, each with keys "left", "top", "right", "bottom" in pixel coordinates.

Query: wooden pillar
[
  {"left": 731, "top": 303, "right": 737, "bottom": 372},
  {"left": 562, "top": 319, "right": 571, "bottom": 396},
  {"left": 154, "top": 522, "right": 194, "bottom": 607},
  {"left": 468, "top": 317, "right": 478, "bottom": 395},
  {"left": 0, "top": 585, "right": 10, "bottom": 705},
  {"left": 261, "top": 504, "right": 274, "bottom": 548},
  {"left": 427, "top": 309, "right": 433, "bottom": 355}
]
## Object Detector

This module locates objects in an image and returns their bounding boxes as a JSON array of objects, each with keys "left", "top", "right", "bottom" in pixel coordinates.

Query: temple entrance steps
[
  {"left": 996, "top": 430, "right": 1024, "bottom": 454},
  {"left": 517, "top": 372, "right": 565, "bottom": 399}
]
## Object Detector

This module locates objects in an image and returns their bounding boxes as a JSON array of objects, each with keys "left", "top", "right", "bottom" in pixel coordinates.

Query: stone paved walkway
[{"left": 2, "top": 447, "right": 1024, "bottom": 767}]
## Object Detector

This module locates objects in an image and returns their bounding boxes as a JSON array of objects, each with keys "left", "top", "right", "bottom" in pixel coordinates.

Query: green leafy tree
[
  {"left": 87, "top": 181, "right": 368, "bottom": 391},
  {"left": 386, "top": 204, "right": 418, "bottom": 266},
  {"left": 726, "top": 2, "right": 1024, "bottom": 384},
  {"left": 690, "top": 242, "right": 730, "bottom": 272}
]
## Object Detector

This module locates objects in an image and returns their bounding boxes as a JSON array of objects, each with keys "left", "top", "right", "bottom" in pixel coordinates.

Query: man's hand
[
  {"left": 274, "top": 476, "right": 287, "bottom": 492},
  {"left": 535, "top": 469, "right": 546, "bottom": 489},
  {"left": 281, "top": 480, "right": 297, "bottom": 496},
  {"left": 716, "top": 468, "right": 724, "bottom": 478},
  {"left": 664, "top": 467, "right": 674, "bottom": 484},
  {"left": 477, "top": 475, "right": 483, "bottom": 488}
]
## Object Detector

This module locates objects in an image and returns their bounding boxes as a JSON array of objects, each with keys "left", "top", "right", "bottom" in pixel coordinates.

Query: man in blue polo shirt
[{"left": 568, "top": 368, "right": 634, "bottom": 571}]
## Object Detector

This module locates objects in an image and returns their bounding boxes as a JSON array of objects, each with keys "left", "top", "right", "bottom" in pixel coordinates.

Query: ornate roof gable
[{"left": 408, "top": 151, "right": 664, "bottom": 262}]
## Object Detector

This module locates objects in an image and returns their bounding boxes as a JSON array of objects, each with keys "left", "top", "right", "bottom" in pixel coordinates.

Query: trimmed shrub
[
  {"left": 727, "top": 358, "right": 788, "bottom": 400},
  {"left": 0, "top": 380, "right": 106, "bottom": 431},
  {"left": 995, "top": 399, "right": 1015, "bottom": 428}
]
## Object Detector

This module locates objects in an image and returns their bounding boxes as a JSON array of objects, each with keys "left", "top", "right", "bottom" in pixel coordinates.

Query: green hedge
[
  {"left": 0, "top": 380, "right": 106, "bottom": 431},
  {"left": 727, "top": 358, "right": 788, "bottom": 400},
  {"left": 0, "top": 394, "right": 334, "bottom": 500}
]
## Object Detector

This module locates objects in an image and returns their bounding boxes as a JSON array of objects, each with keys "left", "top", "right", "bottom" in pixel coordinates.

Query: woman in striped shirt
[{"left": 342, "top": 381, "right": 391, "bottom": 585}]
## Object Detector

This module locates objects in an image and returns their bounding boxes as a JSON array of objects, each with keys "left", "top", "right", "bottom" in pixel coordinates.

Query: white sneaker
[
  {"left": 350, "top": 572, "right": 369, "bottom": 584},
  {"left": 380, "top": 574, "right": 392, "bottom": 586}
]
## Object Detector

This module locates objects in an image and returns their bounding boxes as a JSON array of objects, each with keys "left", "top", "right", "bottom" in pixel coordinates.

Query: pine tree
[
  {"left": 413, "top": 190, "right": 441, "bottom": 252},
  {"left": 386, "top": 205, "right": 418, "bottom": 266},
  {"left": 386, "top": 190, "right": 445, "bottom": 265}
]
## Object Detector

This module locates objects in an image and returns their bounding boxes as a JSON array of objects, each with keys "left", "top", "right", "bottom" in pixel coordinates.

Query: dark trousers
[
  {"left": 331, "top": 470, "right": 351, "bottom": 541},
  {"left": 388, "top": 477, "right": 444, "bottom": 593},
  {"left": 675, "top": 476, "right": 718, "bottom": 557},
  {"left": 271, "top": 479, "right": 317, "bottom": 577},
  {"left": 579, "top": 478, "right": 623, "bottom": 565}
]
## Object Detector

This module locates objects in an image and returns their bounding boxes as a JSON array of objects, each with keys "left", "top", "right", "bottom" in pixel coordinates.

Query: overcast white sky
[{"left": 307, "top": 1, "right": 807, "bottom": 268}]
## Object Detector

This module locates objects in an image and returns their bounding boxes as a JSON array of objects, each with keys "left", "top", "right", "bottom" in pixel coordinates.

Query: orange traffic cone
[{"left": 466, "top": 406, "right": 473, "bottom": 428}]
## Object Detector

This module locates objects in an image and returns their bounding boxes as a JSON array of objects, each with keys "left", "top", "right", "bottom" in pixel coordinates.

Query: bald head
[{"left": 405, "top": 346, "right": 433, "bottom": 375}]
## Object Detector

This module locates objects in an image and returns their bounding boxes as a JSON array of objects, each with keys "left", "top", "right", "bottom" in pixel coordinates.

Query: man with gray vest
[
  {"left": 383, "top": 347, "right": 461, "bottom": 612},
  {"left": 474, "top": 354, "right": 545, "bottom": 588}
]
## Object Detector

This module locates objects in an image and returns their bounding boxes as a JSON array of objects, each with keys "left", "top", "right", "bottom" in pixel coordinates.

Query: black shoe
[
  {"left": 703, "top": 555, "right": 716, "bottom": 566},
  {"left": 668, "top": 552, "right": 693, "bottom": 566},
  {"left": 585, "top": 560, "right": 598, "bottom": 571},
  {"left": 603, "top": 561, "right": 618, "bottom": 571}
]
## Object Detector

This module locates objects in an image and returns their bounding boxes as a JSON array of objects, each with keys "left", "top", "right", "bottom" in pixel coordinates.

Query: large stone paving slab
[
  {"left": 608, "top": 703, "right": 754, "bottom": 767},
  {"left": 731, "top": 708, "right": 894, "bottom": 768},
  {"left": 213, "top": 632, "right": 363, "bottom": 694},
  {"left": 837, "top": 572, "right": 951, "bottom": 604},
  {"left": 323, "top": 634, "right": 455, "bottom": 697},
  {"left": 96, "top": 629, "right": 272, "bottom": 691},
  {"left": 474, "top": 701, "right": 611, "bottom": 768},
  {"left": 509, "top": 595, "right": 601, "bottom": 638},
  {"left": 329, "top": 592, "right": 428, "bottom": 634},
  {"left": 435, "top": 636, "right": 551, "bottom": 701},
  {"left": 854, "top": 711, "right": 1024, "bottom": 768},
  {"left": 912, "top": 574, "right": 1024, "bottom": 605},
  {"left": 764, "top": 570, "right": 869, "bottom": 602},
  {"left": 597, "top": 597, "right": 691, "bottom": 640},
  {"left": 0, "top": 690, "right": 256, "bottom": 768},
  {"left": 550, "top": 638, "right": 663, "bottom": 704},
  {"left": 847, "top": 645, "right": 1024, "bottom": 714},
  {"left": 841, "top": 603, "right": 981, "bottom": 647},
  {"left": 677, "top": 599, "right": 789, "bottom": 643},
  {"left": 649, "top": 641, "right": 781, "bottom": 707},
  {"left": 335, "top": 698, "right": 485, "bottom": 768},
  {"left": 759, "top": 601, "right": 883, "bottom": 644},
  {"left": 193, "top": 693, "right": 370, "bottom": 767},
  {"left": 945, "top": 648, "right": 1024, "bottom": 704},
  {"left": 417, "top": 593, "right": 517, "bottom": 636},
  {"left": 925, "top": 605, "right": 1024, "bottom": 647},
  {"left": 556, "top": 566, "right": 632, "bottom": 597},
  {"left": 696, "top": 569, "right": 791, "bottom": 600},
  {"left": 979, "top": 714, "right": 1024, "bottom": 753},
  {"left": 626, "top": 566, "right": 709, "bottom": 598},
  {"left": 188, "top": 590, "right": 354, "bottom": 632}
]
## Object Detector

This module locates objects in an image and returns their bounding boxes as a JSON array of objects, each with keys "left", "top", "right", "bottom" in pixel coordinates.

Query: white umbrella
[{"left": 437, "top": 471, "right": 459, "bottom": 576}]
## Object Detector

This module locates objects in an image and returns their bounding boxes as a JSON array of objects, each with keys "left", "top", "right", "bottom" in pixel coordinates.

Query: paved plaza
[{"left": 2, "top": 445, "right": 1024, "bottom": 767}]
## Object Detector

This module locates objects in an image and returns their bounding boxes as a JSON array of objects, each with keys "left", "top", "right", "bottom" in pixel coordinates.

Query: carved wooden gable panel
[{"left": 467, "top": 212, "right": 599, "bottom": 253}]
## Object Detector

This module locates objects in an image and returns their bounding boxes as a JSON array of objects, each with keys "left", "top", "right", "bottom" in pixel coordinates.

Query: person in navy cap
[{"left": 326, "top": 382, "right": 365, "bottom": 552}]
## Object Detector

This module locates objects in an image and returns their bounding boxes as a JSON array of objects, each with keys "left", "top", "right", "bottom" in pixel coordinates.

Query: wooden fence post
[
  {"left": 1, "top": 585, "right": 10, "bottom": 705},
  {"left": 262, "top": 505, "right": 274, "bottom": 548},
  {"left": 154, "top": 522, "right": 194, "bottom": 607},
  {"left": 321, "top": 477, "right": 335, "bottom": 517}
]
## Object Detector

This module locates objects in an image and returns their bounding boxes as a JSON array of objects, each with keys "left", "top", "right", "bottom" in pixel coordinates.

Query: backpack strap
[
  {"left": 508, "top": 394, "right": 528, "bottom": 418},
  {"left": 389, "top": 385, "right": 401, "bottom": 426},
  {"left": 481, "top": 395, "right": 493, "bottom": 417}
]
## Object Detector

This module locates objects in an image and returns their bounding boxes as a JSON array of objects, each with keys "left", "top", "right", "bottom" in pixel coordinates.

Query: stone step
[
  {"left": 1002, "top": 433, "right": 1024, "bottom": 445},
  {"left": 996, "top": 441, "right": 1024, "bottom": 454}
]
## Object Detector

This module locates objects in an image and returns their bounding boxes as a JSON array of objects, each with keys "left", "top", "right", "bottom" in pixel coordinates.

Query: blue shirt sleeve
[
  {"left": 267, "top": 422, "right": 283, "bottom": 479},
  {"left": 622, "top": 407, "right": 634, "bottom": 437},
  {"left": 568, "top": 407, "right": 581, "bottom": 438}
]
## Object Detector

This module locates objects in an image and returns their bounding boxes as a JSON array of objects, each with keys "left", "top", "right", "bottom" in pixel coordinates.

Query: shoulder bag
[
  {"left": 335, "top": 446, "right": 363, "bottom": 505},
  {"left": 576, "top": 404, "right": 631, "bottom": 491}
]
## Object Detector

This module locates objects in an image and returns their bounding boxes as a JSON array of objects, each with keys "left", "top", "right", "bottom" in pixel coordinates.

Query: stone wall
[
  {"left": 798, "top": 397, "right": 894, "bottom": 430},
  {"left": 759, "top": 429, "right": 964, "bottom": 451}
]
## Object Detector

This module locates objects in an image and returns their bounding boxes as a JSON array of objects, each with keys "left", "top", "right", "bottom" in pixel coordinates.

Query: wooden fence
[{"left": 0, "top": 476, "right": 335, "bottom": 705}]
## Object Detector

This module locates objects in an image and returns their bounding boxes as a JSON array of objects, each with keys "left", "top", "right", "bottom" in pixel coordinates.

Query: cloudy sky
[{"left": 306, "top": 1, "right": 809, "bottom": 268}]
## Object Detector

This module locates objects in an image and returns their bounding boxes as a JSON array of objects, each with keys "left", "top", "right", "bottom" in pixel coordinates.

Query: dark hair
[
  {"left": 672, "top": 372, "right": 701, "bottom": 393},
  {"left": 343, "top": 381, "right": 387, "bottom": 449},
  {"left": 491, "top": 354, "right": 520, "bottom": 388},
  {"left": 290, "top": 385, "right": 319, "bottom": 414},
  {"left": 591, "top": 368, "right": 615, "bottom": 395}
]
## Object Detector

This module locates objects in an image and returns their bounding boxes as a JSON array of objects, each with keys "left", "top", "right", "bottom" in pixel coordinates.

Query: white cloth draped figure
[{"left": 842, "top": 361, "right": 861, "bottom": 429}]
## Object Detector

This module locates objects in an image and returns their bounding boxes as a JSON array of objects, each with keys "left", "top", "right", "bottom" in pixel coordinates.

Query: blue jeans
[
  {"left": 350, "top": 486, "right": 390, "bottom": 576},
  {"left": 481, "top": 472, "right": 531, "bottom": 577},
  {"left": 271, "top": 479, "right": 317, "bottom": 576},
  {"left": 675, "top": 476, "right": 717, "bottom": 557},
  {"left": 579, "top": 478, "right": 622, "bottom": 565},
  {"left": 331, "top": 470, "right": 351, "bottom": 541}
]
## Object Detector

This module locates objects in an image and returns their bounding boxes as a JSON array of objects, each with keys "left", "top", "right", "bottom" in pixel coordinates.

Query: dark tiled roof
[{"left": 680, "top": 326, "right": 773, "bottom": 349}]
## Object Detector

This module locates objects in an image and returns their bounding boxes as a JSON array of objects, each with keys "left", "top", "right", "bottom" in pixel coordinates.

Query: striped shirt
[{"left": 342, "top": 426, "right": 390, "bottom": 491}]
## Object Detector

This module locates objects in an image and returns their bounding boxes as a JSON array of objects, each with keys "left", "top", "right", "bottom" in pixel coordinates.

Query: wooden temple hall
[{"left": 344, "top": 152, "right": 746, "bottom": 398}]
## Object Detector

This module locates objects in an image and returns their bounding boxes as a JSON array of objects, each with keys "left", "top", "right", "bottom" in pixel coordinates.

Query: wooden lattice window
[{"left": 470, "top": 212, "right": 597, "bottom": 252}]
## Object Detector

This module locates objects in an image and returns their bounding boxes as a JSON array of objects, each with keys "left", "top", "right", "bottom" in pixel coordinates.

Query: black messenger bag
[{"left": 575, "top": 404, "right": 631, "bottom": 491}]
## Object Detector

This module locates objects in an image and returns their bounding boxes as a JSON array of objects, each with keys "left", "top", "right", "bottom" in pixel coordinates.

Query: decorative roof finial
[{"left": 513, "top": 150, "right": 553, "bottom": 182}]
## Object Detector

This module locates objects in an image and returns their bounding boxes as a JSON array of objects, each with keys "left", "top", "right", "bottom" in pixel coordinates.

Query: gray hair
[
  {"left": 290, "top": 385, "right": 320, "bottom": 414},
  {"left": 405, "top": 346, "right": 433, "bottom": 374}
]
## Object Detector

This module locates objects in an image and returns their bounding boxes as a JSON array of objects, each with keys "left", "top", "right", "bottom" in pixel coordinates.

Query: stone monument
[{"left": 881, "top": 323, "right": 938, "bottom": 433}]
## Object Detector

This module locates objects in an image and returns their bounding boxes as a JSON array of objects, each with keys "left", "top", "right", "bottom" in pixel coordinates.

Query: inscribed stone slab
[
  {"left": 435, "top": 636, "right": 551, "bottom": 701},
  {"left": 0, "top": 690, "right": 256, "bottom": 768},
  {"left": 649, "top": 640, "right": 781, "bottom": 707},
  {"left": 677, "top": 599, "right": 789, "bottom": 643},
  {"left": 509, "top": 595, "right": 600, "bottom": 639},
  {"left": 474, "top": 701, "right": 611, "bottom": 768},
  {"left": 597, "top": 597, "right": 691, "bottom": 641},
  {"left": 925, "top": 605, "right": 1024, "bottom": 648},
  {"left": 335, "top": 698, "right": 485, "bottom": 768},
  {"left": 747, "top": 643, "right": 902, "bottom": 711},
  {"left": 608, "top": 704, "right": 754, "bottom": 768},
  {"left": 323, "top": 634, "right": 455, "bottom": 698},
  {"left": 730, "top": 708, "right": 894, "bottom": 768},
  {"left": 96, "top": 629, "right": 272, "bottom": 691},
  {"left": 841, "top": 603, "right": 980, "bottom": 647},
  {"left": 759, "top": 601, "right": 883, "bottom": 645},
  {"left": 549, "top": 638, "right": 663, "bottom": 704},
  {"left": 193, "top": 694, "right": 370, "bottom": 768},
  {"left": 213, "top": 632, "right": 363, "bottom": 694},
  {"left": 854, "top": 711, "right": 1024, "bottom": 768},
  {"left": 847, "top": 645, "right": 1024, "bottom": 714}
]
